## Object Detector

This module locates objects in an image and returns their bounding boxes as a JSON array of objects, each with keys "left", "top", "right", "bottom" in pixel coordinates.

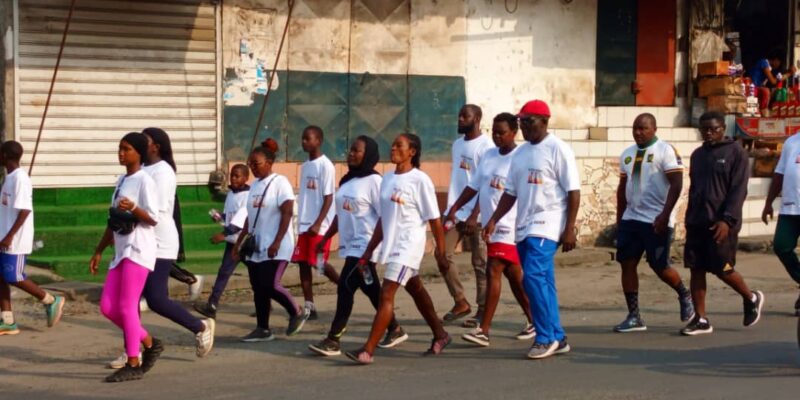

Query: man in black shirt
[{"left": 682, "top": 112, "right": 764, "bottom": 336}]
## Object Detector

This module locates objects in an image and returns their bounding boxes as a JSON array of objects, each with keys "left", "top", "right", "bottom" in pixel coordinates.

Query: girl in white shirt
[
  {"left": 308, "top": 136, "right": 407, "bottom": 357},
  {"left": 140, "top": 128, "right": 214, "bottom": 358},
  {"left": 90, "top": 132, "right": 160, "bottom": 382},
  {"left": 233, "top": 139, "right": 308, "bottom": 342},
  {"left": 345, "top": 133, "right": 450, "bottom": 364}
]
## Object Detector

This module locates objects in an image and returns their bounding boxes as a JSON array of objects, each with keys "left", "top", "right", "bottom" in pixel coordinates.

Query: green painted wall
[{"left": 223, "top": 71, "right": 466, "bottom": 162}]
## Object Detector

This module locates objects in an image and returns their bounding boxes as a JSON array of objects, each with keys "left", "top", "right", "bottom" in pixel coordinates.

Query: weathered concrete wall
[
  {"left": 0, "top": 0, "right": 12, "bottom": 141},
  {"left": 464, "top": 0, "right": 598, "bottom": 130}
]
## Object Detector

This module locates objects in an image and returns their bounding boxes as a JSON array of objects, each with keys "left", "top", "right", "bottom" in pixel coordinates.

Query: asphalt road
[{"left": 1, "top": 252, "right": 798, "bottom": 399}]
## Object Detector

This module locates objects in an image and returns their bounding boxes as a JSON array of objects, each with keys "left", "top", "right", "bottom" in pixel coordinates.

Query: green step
[
  {"left": 33, "top": 185, "right": 223, "bottom": 207},
  {"left": 33, "top": 201, "right": 225, "bottom": 228}
]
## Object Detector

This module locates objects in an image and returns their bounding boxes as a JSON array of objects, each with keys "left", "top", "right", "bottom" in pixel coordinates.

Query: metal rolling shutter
[{"left": 16, "top": 0, "right": 219, "bottom": 187}]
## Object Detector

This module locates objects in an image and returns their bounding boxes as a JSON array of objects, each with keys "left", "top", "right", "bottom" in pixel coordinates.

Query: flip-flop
[{"left": 443, "top": 309, "right": 471, "bottom": 322}]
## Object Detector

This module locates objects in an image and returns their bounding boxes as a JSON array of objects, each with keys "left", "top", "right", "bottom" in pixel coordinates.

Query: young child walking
[
  {"left": 195, "top": 164, "right": 251, "bottom": 319},
  {"left": 293, "top": 125, "right": 339, "bottom": 319},
  {"left": 0, "top": 141, "right": 65, "bottom": 336}
]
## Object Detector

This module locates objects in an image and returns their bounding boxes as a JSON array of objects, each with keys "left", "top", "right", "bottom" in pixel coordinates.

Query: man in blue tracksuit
[{"left": 484, "top": 100, "right": 580, "bottom": 360}]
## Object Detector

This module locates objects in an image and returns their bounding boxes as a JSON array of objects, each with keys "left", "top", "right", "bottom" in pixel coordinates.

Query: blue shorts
[
  {"left": 616, "top": 220, "right": 673, "bottom": 270},
  {"left": 0, "top": 253, "right": 27, "bottom": 283}
]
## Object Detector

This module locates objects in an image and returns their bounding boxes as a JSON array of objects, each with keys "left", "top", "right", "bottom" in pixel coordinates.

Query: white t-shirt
[
  {"left": 619, "top": 139, "right": 684, "bottom": 226},
  {"left": 447, "top": 135, "right": 495, "bottom": 221},
  {"left": 246, "top": 174, "right": 296, "bottom": 262},
  {"left": 468, "top": 147, "right": 518, "bottom": 245},
  {"left": 143, "top": 161, "right": 180, "bottom": 259},
  {"left": 379, "top": 169, "right": 441, "bottom": 270},
  {"left": 335, "top": 174, "right": 382, "bottom": 261},
  {"left": 775, "top": 133, "right": 800, "bottom": 215},
  {"left": 109, "top": 170, "right": 160, "bottom": 271},
  {"left": 505, "top": 134, "right": 581, "bottom": 243},
  {"left": 297, "top": 155, "right": 336, "bottom": 235},
  {"left": 223, "top": 189, "right": 249, "bottom": 244},
  {"left": 0, "top": 168, "right": 34, "bottom": 254}
]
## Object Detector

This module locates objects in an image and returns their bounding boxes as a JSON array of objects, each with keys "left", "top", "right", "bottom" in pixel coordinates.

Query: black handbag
[
  {"left": 107, "top": 176, "right": 138, "bottom": 235},
  {"left": 169, "top": 262, "right": 198, "bottom": 285},
  {"left": 238, "top": 176, "right": 276, "bottom": 259}
]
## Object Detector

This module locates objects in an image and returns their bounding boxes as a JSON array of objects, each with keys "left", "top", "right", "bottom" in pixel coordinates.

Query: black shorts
[
  {"left": 683, "top": 225, "right": 738, "bottom": 275},
  {"left": 616, "top": 219, "right": 673, "bottom": 270}
]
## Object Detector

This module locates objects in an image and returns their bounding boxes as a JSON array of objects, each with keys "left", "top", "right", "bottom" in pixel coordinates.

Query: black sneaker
[
  {"left": 241, "top": 328, "right": 274, "bottom": 342},
  {"left": 680, "top": 317, "right": 713, "bottom": 336},
  {"left": 140, "top": 338, "right": 164, "bottom": 374},
  {"left": 194, "top": 302, "right": 217, "bottom": 319},
  {"left": 105, "top": 363, "right": 144, "bottom": 383},
  {"left": 743, "top": 290, "right": 765, "bottom": 327},
  {"left": 308, "top": 337, "right": 341, "bottom": 356},
  {"left": 286, "top": 312, "right": 309, "bottom": 336},
  {"left": 679, "top": 294, "right": 695, "bottom": 322},
  {"left": 613, "top": 314, "right": 647, "bottom": 333},
  {"left": 377, "top": 327, "right": 409, "bottom": 349}
]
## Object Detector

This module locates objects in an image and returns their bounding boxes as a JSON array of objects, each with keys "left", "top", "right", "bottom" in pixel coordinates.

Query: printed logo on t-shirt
[
  {"left": 390, "top": 188, "right": 406, "bottom": 205},
  {"left": 459, "top": 156, "right": 473, "bottom": 171},
  {"left": 252, "top": 195, "right": 264, "bottom": 208},
  {"left": 646, "top": 154, "right": 654, "bottom": 163},
  {"left": 489, "top": 175, "right": 505, "bottom": 190},
  {"left": 305, "top": 177, "right": 318, "bottom": 190},
  {"left": 624, "top": 156, "right": 632, "bottom": 165},
  {"left": 342, "top": 197, "right": 355, "bottom": 212},
  {"left": 0, "top": 192, "right": 8, "bottom": 207},
  {"left": 527, "top": 169, "right": 543, "bottom": 185}
]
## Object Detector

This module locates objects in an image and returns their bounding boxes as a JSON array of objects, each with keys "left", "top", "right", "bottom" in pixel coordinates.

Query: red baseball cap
[{"left": 517, "top": 100, "right": 551, "bottom": 118}]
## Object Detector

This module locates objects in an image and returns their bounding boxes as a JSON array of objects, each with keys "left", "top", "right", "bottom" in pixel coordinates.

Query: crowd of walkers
[{"left": 5, "top": 98, "right": 800, "bottom": 383}]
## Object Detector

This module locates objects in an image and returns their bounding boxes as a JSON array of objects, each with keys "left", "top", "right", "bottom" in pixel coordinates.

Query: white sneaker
[
  {"left": 139, "top": 298, "right": 149, "bottom": 313},
  {"left": 189, "top": 275, "right": 205, "bottom": 301},
  {"left": 527, "top": 341, "right": 559, "bottom": 359},
  {"left": 196, "top": 318, "right": 215, "bottom": 357},
  {"left": 515, "top": 323, "right": 536, "bottom": 340},
  {"left": 108, "top": 351, "right": 141, "bottom": 369}
]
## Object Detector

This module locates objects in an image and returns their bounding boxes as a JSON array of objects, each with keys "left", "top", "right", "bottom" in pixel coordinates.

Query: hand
[
  {"left": 482, "top": 219, "right": 497, "bottom": 244},
  {"left": 360, "top": 249, "right": 374, "bottom": 265},
  {"left": 710, "top": 221, "right": 730, "bottom": 243},
  {"left": 560, "top": 227, "right": 577, "bottom": 253},
  {"left": 434, "top": 248, "right": 449, "bottom": 274},
  {"left": 89, "top": 252, "right": 102, "bottom": 275},
  {"left": 210, "top": 233, "right": 226, "bottom": 244},
  {"left": 117, "top": 197, "right": 136, "bottom": 212},
  {"left": 464, "top": 214, "right": 479, "bottom": 235},
  {"left": 231, "top": 245, "right": 241, "bottom": 262},
  {"left": 315, "top": 238, "right": 329, "bottom": 255},
  {"left": 307, "top": 222, "right": 321, "bottom": 236},
  {"left": 0, "top": 236, "right": 11, "bottom": 252},
  {"left": 268, "top": 242, "right": 279, "bottom": 258},
  {"left": 762, "top": 203, "right": 774, "bottom": 225},
  {"left": 653, "top": 213, "right": 670, "bottom": 235}
]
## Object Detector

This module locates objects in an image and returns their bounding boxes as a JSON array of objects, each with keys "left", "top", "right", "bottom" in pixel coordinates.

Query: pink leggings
[{"left": 100, "top": 258, "right": 150, "bottom": 357}]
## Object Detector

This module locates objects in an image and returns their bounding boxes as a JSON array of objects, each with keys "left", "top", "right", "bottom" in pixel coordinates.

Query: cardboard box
[
  {"left": 707, "top": 94, "right": 746, "bottom": 114},
  {"left": 698, "top": 76, "right": 743, "bottom": 98},
  {"left": 698, "top": 60, "right": 730, "bottom": 77}
]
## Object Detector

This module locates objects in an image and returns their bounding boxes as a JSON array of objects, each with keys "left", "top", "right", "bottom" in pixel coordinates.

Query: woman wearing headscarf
[{"left": 308, "top": 136, "right": 408, "bottom": 357}]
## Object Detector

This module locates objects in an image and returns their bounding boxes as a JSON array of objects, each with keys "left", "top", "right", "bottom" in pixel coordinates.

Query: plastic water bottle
[
  {"left": 443, "top": 219, "right": 455, "bottom": 232},
  {"left": 359, "top": 260, "right": 374, "bottom": 285},
  {"left": 316, "top": 253, "right": 325, "bottom": 276}
]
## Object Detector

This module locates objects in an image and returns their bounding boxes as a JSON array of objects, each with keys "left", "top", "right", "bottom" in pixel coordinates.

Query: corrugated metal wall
[{"left": 16, "top": 0, "right": 219, "bottom": 187}]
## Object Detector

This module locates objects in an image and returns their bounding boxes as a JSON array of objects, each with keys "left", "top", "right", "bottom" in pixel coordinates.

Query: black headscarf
[{"left": 339, "top": 135, "right": 380, "bottom": 186}]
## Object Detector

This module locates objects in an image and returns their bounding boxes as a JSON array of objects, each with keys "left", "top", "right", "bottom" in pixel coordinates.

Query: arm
[
  {"left": 118, "top": 197, "right": 157, "bottom": 226},
  {"left": 764, "top": 67, "right": 778, "bottom": 86},
  {"left": 308, "top": 194, "right": 333, "bottom": 235},
  {"left": 0, "top": 209, "right": 31, "bottom": 250},
  {"left": 268, "top": 200, "right": 294, "bottom": 258},
  {"left": 559, "top": 190, "right": 580, "bottom": 252},
  {"left": 713, "top": 148, "right": 749, "bottom": 242},
  {"left": 430, "top": 217, "right": 449, "bottom": 273},
  {"left": 316, "top": 215, "right": 339, "bottom": 254},
  {"left": 653, "top": 172, "right": 683, "bottom": 234},
  {"left": 616, "top": 175, "right": 627, "bottom": 224},
  {"left": 762, "top": 173, "right": 783, "bottom": 225},
  {"left": 445, "top": 187, "right": 478, "bottom": 222},
  {"left": 89, "top": 227, "right": 114, "bottom": 275}
]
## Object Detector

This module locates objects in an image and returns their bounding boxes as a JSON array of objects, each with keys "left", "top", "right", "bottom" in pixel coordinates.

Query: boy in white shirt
[
  {"left": 0, "top": 141, "right": 65, "bottom": 335},
  {"left": 485, "top": 100, "right": 579, "bottom": 360},
  {"left": 292, "top": 126, "right": 340, "bottom": 319},
  {"left": 195, "top": 164, "right": 250, "bottom": 319},
  {"left": 442, "top": 104, "right": 494, "bottom": 326}
]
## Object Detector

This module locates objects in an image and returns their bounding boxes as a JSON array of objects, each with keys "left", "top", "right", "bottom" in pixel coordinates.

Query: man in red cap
[{"left": 484, "top": 100, "right": 580, "bottom": 359}]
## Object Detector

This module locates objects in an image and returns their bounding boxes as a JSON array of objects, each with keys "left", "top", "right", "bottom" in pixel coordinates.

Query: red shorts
[
  {"left": 487, "top": 242, "right": 520, "bottom": 265},
  {"left": 292, "top": 232, "right": 331, "bottom": 265}
]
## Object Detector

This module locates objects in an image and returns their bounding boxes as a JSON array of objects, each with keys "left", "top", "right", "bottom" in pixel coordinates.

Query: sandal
[{"left": 442, "top": 308, "right": 471, "bottom": 322}]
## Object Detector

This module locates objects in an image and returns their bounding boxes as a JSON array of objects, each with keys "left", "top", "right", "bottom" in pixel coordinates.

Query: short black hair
[
  {"left": 0, "top": 141, "right": 23, "bottom": 162},
  {"left": 768, "top": 48, "right": 784, "bottom": 61},
  {"left": 231, "top": 163, "right": 250, "bottom": 177},
  {"left": 635, "top": 113, "right": 657, "bottom": 128},
  {"left": 493, "top": 112, "right": 518, "bottom": 131},
  {"left": 463, "top": 104, "right": 483, "bottom": 120},
  {"left": 699, "top": 111, "right": 726, "bottom": 125},
  {"left": 303, "top": 125, "right": 324, "bottom": 141}
]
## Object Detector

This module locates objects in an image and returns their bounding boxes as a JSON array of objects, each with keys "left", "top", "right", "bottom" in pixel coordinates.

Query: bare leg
[
  {"left": 405, "top": 276, "right": 447, "bottom": 339},
  {"left": 0, "top": 277, "right": 11, "bottom": 311},
  {"left": 323, "top": 262, "right": 340, "bottom": 285},
  {"left": 655, "top": 267, "right": 684, "bottom": 288},
  {"left": 479, "top": 259, "right": 505, "bottom": 335},
  {"left": 690, "top": 270, "right": 707, "bottom": 318},
  {"left": 299, "top": 263, "right": 314, "bottom": 303},
  {"left": 717, "top": 271, "right": 754, "bottom": 300},
  {"left": 10, "top": 280, "right": 47, "bottom": 301},
  {"left": 502, "top": 261, "right": 532, "bottom": 323}
]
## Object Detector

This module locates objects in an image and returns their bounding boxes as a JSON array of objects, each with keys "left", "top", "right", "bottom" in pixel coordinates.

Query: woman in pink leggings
[{"left": 90, "top": 132, "right": 161, "bottom": 382}]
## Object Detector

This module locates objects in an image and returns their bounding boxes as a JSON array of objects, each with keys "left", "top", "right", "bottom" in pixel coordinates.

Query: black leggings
[
  {"left": 246, "top": 260, "right": 298, "bottom": 330},
  {"left": 328, "top": 257, "right": 399, "bottom": 340},
  {"left": 143, "top": 258, "right": 204, "bottom": 334}
]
